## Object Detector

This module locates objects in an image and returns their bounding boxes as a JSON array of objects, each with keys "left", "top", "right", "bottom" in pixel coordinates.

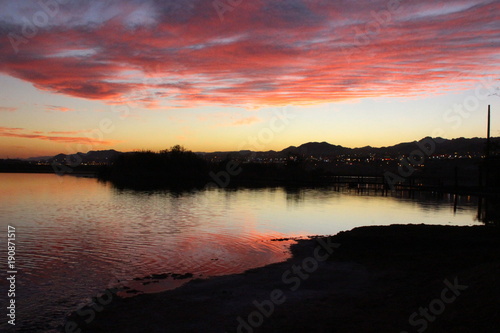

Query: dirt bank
[{"left": 64, "top": 224, "right": 500, "bottom": 333}]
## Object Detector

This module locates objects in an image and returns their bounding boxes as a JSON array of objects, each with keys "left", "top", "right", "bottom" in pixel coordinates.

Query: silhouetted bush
[{"left": 98, "top": 146, "right": 210, "bottom": 190}]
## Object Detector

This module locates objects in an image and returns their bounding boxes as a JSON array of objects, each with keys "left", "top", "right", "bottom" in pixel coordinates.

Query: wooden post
[
  {"left": 453, "top": 193, "right": 458, "bottom": 214},
  {"left": 477, "top": 196, "right": 483, "bottom": 221}
]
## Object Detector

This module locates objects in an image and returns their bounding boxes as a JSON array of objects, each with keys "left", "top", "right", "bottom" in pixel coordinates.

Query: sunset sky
[{"left": 0, "top": 0, "right": 499, "bottom": 158}]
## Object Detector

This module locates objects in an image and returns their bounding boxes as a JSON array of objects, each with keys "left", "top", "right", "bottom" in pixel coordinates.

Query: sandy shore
[{"left": 64, "top": 224, "right": 500, "bottom": 333}]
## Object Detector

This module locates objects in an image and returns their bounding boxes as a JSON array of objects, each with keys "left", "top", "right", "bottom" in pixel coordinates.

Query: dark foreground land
[{"left": 65, "top": 225, "right": 500, "bottom": 333}]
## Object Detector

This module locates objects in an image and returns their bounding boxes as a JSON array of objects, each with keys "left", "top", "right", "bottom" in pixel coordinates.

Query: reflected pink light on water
[{"left": 0, "top": 173, "right": 482, "bottom": 331}]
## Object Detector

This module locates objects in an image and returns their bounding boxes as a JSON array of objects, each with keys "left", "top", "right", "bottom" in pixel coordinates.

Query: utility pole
[{"left": 486, "top": 105, "right": 491, "bottom": 158}]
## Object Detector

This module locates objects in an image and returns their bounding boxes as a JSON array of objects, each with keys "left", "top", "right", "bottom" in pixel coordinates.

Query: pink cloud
[
  {"left": 0, "top": 128, "right": 121, "bottom": 145},
  {"left": 49, "top": 130, "right": 91, "bottom": 135},
  {"left": 45, "top": 105, "right": 75, "bottom": 112},
  {"left": 0, "top": 0, "right": 498, "bottom": 108},
  {"left": 0, "top": 127, "right": 23, "bottom": 131},
  {"left": 0, "top": 106, "right": 17, "bottom": 112},
  {"left": 232, "top": 116, "right": 261, "bottom": 126}
]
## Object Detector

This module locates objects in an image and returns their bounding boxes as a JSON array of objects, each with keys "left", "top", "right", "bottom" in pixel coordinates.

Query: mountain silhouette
[
  {"left": 281, "top": 137, "right": 493, "bottom": 157},
  {"left": 24, "top": 137, "right": 498, "bottom": 164}
]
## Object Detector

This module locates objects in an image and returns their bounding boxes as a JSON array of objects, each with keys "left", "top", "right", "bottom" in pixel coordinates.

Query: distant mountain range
[
  {"left": 281, "top": 137, "right": 496, "bottom": 157},
  {"left": 26, "top": 136, "right": 498, "bottom": 164},
  {"left": 47, "top": 150, "right": 122, "bottom": 164}
]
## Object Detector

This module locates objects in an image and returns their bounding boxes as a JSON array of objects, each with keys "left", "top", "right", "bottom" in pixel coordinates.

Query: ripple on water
[{"left": 0, "top": 174, "right": 482, "bottom": 332}]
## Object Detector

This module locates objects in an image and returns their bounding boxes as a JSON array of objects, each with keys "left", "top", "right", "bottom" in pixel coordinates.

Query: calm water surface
[{"left": 0, "top": 173, "right": 483, "bottom": 332}]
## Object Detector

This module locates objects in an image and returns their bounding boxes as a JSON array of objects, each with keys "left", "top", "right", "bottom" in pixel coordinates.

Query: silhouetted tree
[{"left": 98, "top": 145, "right": 210, "bottom": 190}]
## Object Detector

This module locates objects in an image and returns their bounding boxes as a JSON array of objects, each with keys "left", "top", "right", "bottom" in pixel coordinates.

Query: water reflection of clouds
[{"left": 0, "top": 173, "right": 489, "bottom": 333}]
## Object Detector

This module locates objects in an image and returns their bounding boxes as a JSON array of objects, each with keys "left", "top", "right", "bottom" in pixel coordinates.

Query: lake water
[{"left": 0, "top": 173, "right": 484, "bottom": 332}]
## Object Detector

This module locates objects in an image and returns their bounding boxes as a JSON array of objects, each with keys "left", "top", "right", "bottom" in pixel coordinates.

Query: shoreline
[
  {"left": 63, "top": 224, "right": 500, "bottom": 332},
  {"left": 3, "top": 171, "right": 499, "bottom": 196}
]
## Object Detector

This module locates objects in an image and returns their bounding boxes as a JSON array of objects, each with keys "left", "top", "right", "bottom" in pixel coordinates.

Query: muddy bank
[{"left": 64, "top": 224, "right": 500, "bottom": 333}]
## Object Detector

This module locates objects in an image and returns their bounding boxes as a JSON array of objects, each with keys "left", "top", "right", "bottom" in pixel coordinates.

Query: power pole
[{"left": 486, "top": 105, "right": 491, "bottom": 158}]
